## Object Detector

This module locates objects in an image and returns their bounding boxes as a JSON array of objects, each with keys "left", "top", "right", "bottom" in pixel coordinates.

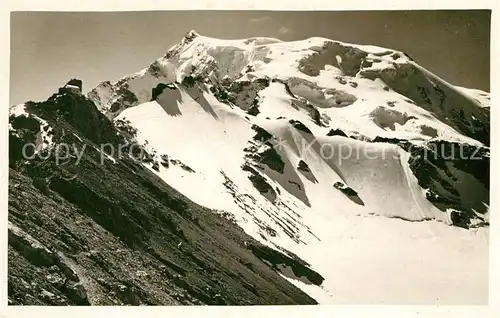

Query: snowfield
[{"left": 90, "top": 31, "right": 490, "bottom": 304}]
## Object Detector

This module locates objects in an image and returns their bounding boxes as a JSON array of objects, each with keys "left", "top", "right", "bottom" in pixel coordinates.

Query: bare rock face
[
  {"left": 333, "top": 182, "right": 365, "bottom": 206},
  {"left": 405, "top": 140, "right": 490, "bottom": 227},
  {"left": 327, "top": 128, "right": 348, "bottom": 137},
  {"left": 32, "top": 177, "right": 50, "bottom": 196},
  {"left": 45, "top": 270, "right": 66, "bottom": 289},
  {"left": 289, "top": 119, "right": 312, "bottom": 134},
  {"left": 87, "top": 81, "right": 113, "bottom": 112},
  {"left": 298, "top": 41, "right": 370, "bottom": 77},
  {"left": 210, "top": 77, "right": 270, "bottom": 114},
  {"left": 369, "top": 106, "right": 416, "bottom": 131},
  {"left": 284, "top": 77, "right": 358, "bottom": 109},
  {"left": 65, "top": 281, "right": 90, "bottom": 305},
  {"left": 369, "top": 135, "right": 490, "bottom": 228},
  {"left": 297, "top": 160, "right": 318, "bottom": 184},
  {"left": 242, "top": 164, "right": 278, "bottom": 203},
  {"left": 246, "top": 242, "right": 325, "bottom": 286},
  {"left": 8, "top": 223, "right": 58, "bottom": 267}
]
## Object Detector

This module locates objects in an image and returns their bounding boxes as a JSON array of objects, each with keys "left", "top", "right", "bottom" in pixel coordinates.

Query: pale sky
[{"left": 10, "top": 10, "right": 490, "bottom": 105}]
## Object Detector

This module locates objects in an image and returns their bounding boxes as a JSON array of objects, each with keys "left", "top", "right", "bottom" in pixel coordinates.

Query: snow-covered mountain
[
  {"left": 9, "top": 30, "right": 488, "bottom": 305},
  {"left": 86, "top": 31, "right": 492, "bottom": 304},
  {"left": 86, "top": 30, "right": 490, "bottom": 304}
]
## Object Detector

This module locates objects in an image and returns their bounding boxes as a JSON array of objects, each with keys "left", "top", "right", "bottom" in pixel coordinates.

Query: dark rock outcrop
[
  {"left": 242, "top": 164, "right": 278, "bottom": 202},
  {"left": 333, "top": 182, "right": 365, "bottom": 206},
  {"left": 151, "top": 83, "right": 176, "bottom": 101},
  {"left": 367, "top": 135, "right": 490, "bottom": 228},
  {"left": 327, "top": 129, "right": 348, "bottom": 138},
  {"left": 297, "top": 160, "right": 311, "bottom": 173},
  {"left": 247, "top": 243, "right": 324, "bottom": 286},
  {"left": 405, "top": 140, "right": 489, "bottom": 227},
  {"left": 289, "top": 120, "right": 312, "bottom": 134},
  {"left": 298, "top": 41, "right": 368, "bottom": 77},
  {"left": 66, "top": 79, "right": 83, "bottom": 91},
  {"left": 251, "top": 125, "right": 273, "bottom": 143}
]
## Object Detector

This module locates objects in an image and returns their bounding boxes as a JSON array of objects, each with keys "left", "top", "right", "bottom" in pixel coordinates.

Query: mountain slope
[
  {"left": 8, "top": 89, "right": 320, "bottom": 305},
  {"left": 9, "top": 31, "right": 490, "bottom": 305},
  {"left": 86, "top": 31, "right": 490, "bottom": 304}
]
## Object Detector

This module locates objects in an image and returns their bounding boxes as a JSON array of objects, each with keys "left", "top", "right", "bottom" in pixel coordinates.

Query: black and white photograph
[{"left": 2, "top": 2, "right": 497, "bottom": 315}]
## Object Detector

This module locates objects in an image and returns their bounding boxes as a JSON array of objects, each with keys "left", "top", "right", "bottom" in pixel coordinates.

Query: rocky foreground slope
[
  {"left": 9, "top": 31, "right": 490, "bottom": 304},
  {"left": 8, "top": 91, "right": 321, "bottom": 305}
]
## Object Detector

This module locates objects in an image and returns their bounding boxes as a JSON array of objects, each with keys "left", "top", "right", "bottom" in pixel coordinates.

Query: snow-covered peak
[
  {"left": 82, "top": 32, "right": 489, "bottom": 304},
  {"left": 181, "top": 29, "right": 201, "bottom": 44},
  {"left": 88, "top": 33, "right": 489, "bottom": 146}
]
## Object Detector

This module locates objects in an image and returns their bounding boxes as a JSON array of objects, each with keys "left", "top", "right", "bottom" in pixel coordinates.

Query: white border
[
  {"left": 1, "top": 1, "right": 498, "bottom": 318},
  {"left": 2, "top": 0, "right": 499, "bottom": 11}
]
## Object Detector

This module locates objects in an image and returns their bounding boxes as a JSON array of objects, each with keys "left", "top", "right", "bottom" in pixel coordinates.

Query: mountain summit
[
  {"left": 9, "top": 32, "right": 490, "bottom": 305},
  {"left": 90, "top": 32, "right": 489, "bottom": 144}
]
